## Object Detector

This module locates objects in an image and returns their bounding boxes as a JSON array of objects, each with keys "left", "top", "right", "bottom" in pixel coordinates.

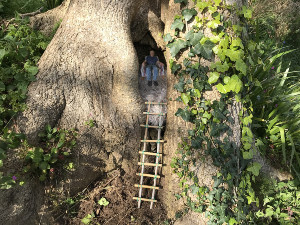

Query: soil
[{"left": 62, "top": 170, "right": 169, "bottom": 225}]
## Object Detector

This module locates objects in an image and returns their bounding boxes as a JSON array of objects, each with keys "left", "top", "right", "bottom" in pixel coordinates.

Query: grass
[{"left": 1, "top": 0, "right": 45, "bottom": 18}]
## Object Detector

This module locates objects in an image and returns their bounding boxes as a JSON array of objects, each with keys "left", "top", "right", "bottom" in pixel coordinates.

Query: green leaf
[
  {"left": 228, "top": 75, "right": 243, "bottom": 93},
  {"left": 192, "top": 40, "right": 215, "bottom": 59},
  {"left": 196, "top": 1, "right": 210, "bottom": 12},
  {"left": 0, "top": 49, "right": 7, "bottom": 61},
  {"left": 0, "top": 81, "right": 5, "bottom": 92},
  {"left": 208, "top": 72, "right": 220, "bottom": 84},
  {"left": 229, "top": 218, "right": 238, "bottom": 225},
  {"left": 98, "top": 197, "right": 109, "bottom": 206},
  {"left": 214, "top": 0, "right": 222, "bottom": 6},
  {"left": 24, "top": 62, "right": 39, "bottom": 76},
  {"left": 185, "top": 30, "right": 204, "bottom": 46},
  {"left": 39, "top": 161, "right": 48, "bottom": 170},
  {"left": 247, "top": 162, "right": 262, "bottom": 176},
  {"left": 223, "top": 76, "right": 230, "bottom": 84},
  {"left": 216, "top": 83, "right": 228, "bottom": 94},
  {"left": 182, "top": 8, "right": 197, "bottom": 22},
  {"left": 225, "top": 49, "right": 244, "bottom": 62},
  {"left": 170, "top": 59, "right": 182, "bottom": 74},
  {"left": 163, "top": 33, "right": 173, "bottom": 43},
  {"left": 0, "top": 160, "right": 3, "bottom": 167},
  {"left": 265, "top": 207, "right": 274, "bottom": 217},
  {"left": 236, "top": 59, "right": 247, "bottom": 75},
  {"left": 242, "top": 6, "right": 252, "bottom": 19},
  {"left": 243, "top": 150, "right": 253, "bottom": 159},
  {"left": 279, "top": 127, "right": 286, "bottom": 163},
  {"left": 168, "top": 39, "right": 187, "bottom": 58},
  {"left": 171, "top": 18, "right": 185, "bottom": 31},
  {"left": 174, "top": 0, "right": 188, "bottom": 4},
  {"left": 211, "top": 61, "right": 229, "bottom": 72},
  {"left": 181, "top": 93, "right": 190, "bottom": 105},
  {"left": 175, "top": 108, "right": 191, "bottom": 122},
  {"left": 207, "top": 19, "right": 220, "bottom": 29}
]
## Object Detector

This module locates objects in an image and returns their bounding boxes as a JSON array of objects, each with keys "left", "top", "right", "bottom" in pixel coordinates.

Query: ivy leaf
[
  {"left": 24, "top": 63, "right": 39, "bottom": 76},
  {"left": 170, "top": 60, "right": 182, "bottom": 74},
  {"left": 0, "top": 81, "right": 5, "bottom": 91},
  {"left": 228, "top": 75, "right": 243, "bottom": 93},
  {"left": 229, "top": 218, "right": 238, "bottom": 225},
  {"left": 163, "top": 33, "right": 173, "bottom": 43},
  {"left": 243, "top": 150, "right": 253, "bottom": 159},
  {"left": 174, "top": 78, "right": 185, "bottom": 92},
  {"left": 247, "top": 162, "right": 262, "bottom": 176},
  {"left": 182, "top": 8, "right": 197, "bottom": 22},
  {"left": 231, "top": 37, "right": 244, "bottom": 49},
  {"left": 181, "top": 93, "right": 190, "bottom": 105},
  {"left": 196, "top": 1, "right": 210, "bottom": 12},
  {"left": 190, "top": 185, "right": 199, "bottom": 194},
  {"left": 185, "top": 30, "right": 204, "bottom": 46},
  {"left": 0, "top": 49, "right": 7, "bottom": 61},
  {"left": 214, "top": 0, "right": 222, "bottom": 6},
  {"left": 174, "top": 0, "right": 188, "bottom": 4},
  {"left": 225, "top": 49, "right": 244, "bottom": 62},
  {"left": 171, "top": 18, "right": 185, "bottom": 31},
  {"left": 175, "top": 108, "right": 191, "bottom": 122},
  {"left": 207, "top": 19, "right": 221, "bottom": 29},
  {"left": 168, "top": 39, "right": 187, "bottom": 58},
  {"left": 208, "top": 72, "right": 220, "bottom": 84},
  {"left": 192, "top": 40, "right": 215, "bottom": 59},
  {"left": 265, "top": 207, "right": 274, "bottom": 217},
  {"left": 236, "top": 59, "right": 247, "bottom": 75},
  {"left": 223, "top": 76, "right": 230, "bottom": 84},
  {"left": 242, "top": 6, "right": 252, "bottom": 19},
  {"left": 211, "top": 61, "right": 229, "bottom": 72},
  {"left": 216, "top": 83, "right": 227, "bottom": 94}
]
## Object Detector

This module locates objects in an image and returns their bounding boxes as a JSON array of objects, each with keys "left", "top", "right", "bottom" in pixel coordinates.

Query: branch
[{"left": 19, "top": 7, "right": 44, "bottom": 19}]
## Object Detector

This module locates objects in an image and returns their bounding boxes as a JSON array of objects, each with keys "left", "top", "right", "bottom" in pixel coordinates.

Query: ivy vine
[{"left": 166, "top": 0, "right": 298, "bottom": 224}]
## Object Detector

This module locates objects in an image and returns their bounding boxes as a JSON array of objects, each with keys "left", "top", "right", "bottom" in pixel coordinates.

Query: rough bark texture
[{"left": 2, "top": 1, "right": 145, "bottom": 224}]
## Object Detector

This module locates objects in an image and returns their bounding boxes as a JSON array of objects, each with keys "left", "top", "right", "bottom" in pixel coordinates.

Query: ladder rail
[
  {"left": 150, "top": 114, "right": 163, "bottom": 209},
  {"left": 137, "top": 103, "right": 151, "bottom": 208}
]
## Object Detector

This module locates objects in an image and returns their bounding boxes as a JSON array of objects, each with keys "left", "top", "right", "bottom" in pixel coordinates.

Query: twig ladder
[{"left": 133, "top": 101, "right": 167, "bottom": 209}]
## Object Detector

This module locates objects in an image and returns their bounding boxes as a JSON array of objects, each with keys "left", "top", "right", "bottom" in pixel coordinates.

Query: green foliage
[
  {"left": 254, "top": 178, "right": 300, "bottom": 224},
  {"left": 24, "top": 125, "right": 77, "bottom": 181},
  {"left": 44, "top": 0, "right": 63, "bottom": 10},
  {"left": 169, "top": 0, "right": 299, "bottom": 224},
  {"left": 0, "top": 0, "right": 45, "bottom": 17},
  {"left": 0, "top": 19, "right": 51, "bottom": 128},
  {"left": 81, "top": 213, "right": 95, "bottom": 225},
  {"left": 98, "top": 197, "right": 109, "bottom": 206},
  {"left": 0, "top": 19, "right": 53, "bottom": 188},
  {"left": 248, "top": 47, "right": 300, "bottom": 178}
]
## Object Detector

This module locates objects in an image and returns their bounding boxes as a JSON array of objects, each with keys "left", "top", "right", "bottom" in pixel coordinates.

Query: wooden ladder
[{"left": 133, "top": 101, "right": 166, "bottom": 209}]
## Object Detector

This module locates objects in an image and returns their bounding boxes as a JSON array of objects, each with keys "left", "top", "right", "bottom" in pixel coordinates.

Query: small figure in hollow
[{"left": 142, "top": 50, "right": 161, "bottom": 86}]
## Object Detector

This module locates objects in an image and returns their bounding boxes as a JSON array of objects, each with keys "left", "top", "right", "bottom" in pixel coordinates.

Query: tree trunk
[{"left": 1, "top": 1, "right": 148, "bottom": 224}]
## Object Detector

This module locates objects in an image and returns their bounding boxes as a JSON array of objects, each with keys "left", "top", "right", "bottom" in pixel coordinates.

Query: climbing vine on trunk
[{"left": 166, "top": 0, "right": 297, "bottom": 224}]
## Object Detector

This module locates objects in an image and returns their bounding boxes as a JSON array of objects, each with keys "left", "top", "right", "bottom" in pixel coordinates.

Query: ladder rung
[
  {"left": 139, "top": 151, "right": 162, "bottom": 157},
  {"left": 143, "top": 112, "right": 166, "bottom": 116},
  {"left": 136, "top": 173, "right": 161, "bottom": 178},
  {"left": 134, "top": 184, "right": 159, "bottom": 189},
  {"left": 138, "top": 162, "right": 162, "bottom": 167},
  {"left": 140, "top": 140, "right": 164, "bottom": 143},
  {"left": 133, "top": 197, "right": 157, "bottom": 202},
  {"left": 145, "top": 102, "right": 167, "bottom": 105},
  {"left": 140, "top": 125, "right": 164, "bottom": 129}
]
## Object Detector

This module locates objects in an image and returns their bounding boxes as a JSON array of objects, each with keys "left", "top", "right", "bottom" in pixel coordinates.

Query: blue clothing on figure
[
  {"left": 145, "top": 56, "right": 159, "bottom": 65},
  {"left": 145, "top": 56, "right": 159, "bottom": 81}
]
